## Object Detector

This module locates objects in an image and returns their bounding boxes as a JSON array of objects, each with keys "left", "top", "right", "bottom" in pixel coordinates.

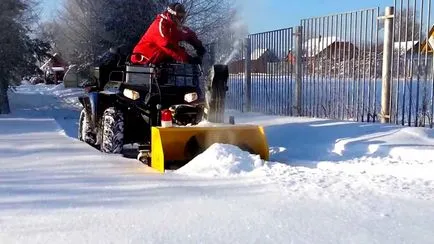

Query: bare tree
[
  {"left": 42, "top": 0, "right": 238, "bottom": 69},
  {"left": 46, "top": 0, "right": 168, "bottom": 69},
  {"left": 51, "top": 0, "right": 111, "bottom": 68},
  {"left": 180, "top": 0, "right": 236, "bottom": 42},
  {"left": 383, "top": 7, "right": 421, "bottom": 42}
]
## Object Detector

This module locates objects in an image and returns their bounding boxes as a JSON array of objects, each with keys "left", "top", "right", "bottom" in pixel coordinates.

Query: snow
[
  {"left": 393, "top": 41, "right": 419, "bottom": 54},
  {"left": 1, "top": 83, "right": 434, "bottom": 243},
  {"left": 175, "top": 143, "right": 265, "bottom": 177}
]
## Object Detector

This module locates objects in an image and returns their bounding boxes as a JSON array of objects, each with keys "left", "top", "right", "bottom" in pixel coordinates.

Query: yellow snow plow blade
[{"left": 150, "top": 125, "right": 269, "bottom": 172}]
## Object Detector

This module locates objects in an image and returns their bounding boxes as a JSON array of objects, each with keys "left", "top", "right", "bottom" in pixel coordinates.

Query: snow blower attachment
[
  {"left": 150, "top": 125, "right": 269, "bottom": 172},
  {"left": 149, "top": 64, "right": 269, "bottom": 172}
]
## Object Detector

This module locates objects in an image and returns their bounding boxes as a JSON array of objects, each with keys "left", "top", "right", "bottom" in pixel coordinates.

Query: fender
[
  {"left": 79, "top": 92, "right": 117, "bottom": 129},
  {"left": 78, "top": 92, "right": 99, "bottom": 129}
]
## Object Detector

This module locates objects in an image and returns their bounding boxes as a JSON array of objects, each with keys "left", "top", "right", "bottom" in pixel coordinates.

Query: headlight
[
  {"left": 123, "top": 88, "right": 140, "bottom": 100},
  {"left": 184, "top": 92, "right": 198, "bottom": 103}
]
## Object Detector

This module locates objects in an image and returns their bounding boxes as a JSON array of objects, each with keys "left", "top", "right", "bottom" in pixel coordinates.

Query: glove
[
  {"left": 196, "top": 45, "right": 206, "bottom": 57},
  {"left": 188, "top": 56, "right": 202, "bottom": 65}
]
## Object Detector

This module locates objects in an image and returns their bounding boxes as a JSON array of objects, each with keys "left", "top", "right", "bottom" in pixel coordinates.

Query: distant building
[
  {"left": 302, "top": 36, "right": 357, "bottom": 60},
  {"left": 420, "top": 25, "right": 434, "bottom": 54},
  {"left": 285, "top": 50, "right": 296, "bottom": 64},
  {"left": 228, "top": 48, "right": 280, "bottom": 74},
  {"left": 40, "top": 53, "right": 69, "bottom": 84},
  {"left": 391, "top": 25, "right": 434, "bottom": 59}
]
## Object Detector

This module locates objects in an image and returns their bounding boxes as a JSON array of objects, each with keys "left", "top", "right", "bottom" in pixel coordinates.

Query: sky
[
  {"left": 236, "top": 0, "right": 393, "bottom": 33},
  {"left": 39, "top": 0, "right": 63, "bottom": 21},
  {"left": 40, "top": 0, "right": 394, "bottom": 33}
]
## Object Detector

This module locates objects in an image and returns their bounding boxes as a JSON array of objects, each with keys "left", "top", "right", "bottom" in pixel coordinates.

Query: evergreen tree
[{"left": 0, "top": 0, "right": 50, "bottom": 114}]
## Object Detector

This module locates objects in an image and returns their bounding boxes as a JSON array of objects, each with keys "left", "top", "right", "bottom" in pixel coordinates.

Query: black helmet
[{"left": 167, "top": 2, "right": 186, "bottom": 24}]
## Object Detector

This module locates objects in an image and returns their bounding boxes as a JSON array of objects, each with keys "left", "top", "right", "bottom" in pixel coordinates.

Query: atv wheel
[
  {"left": 137, "top": 151, "right": 151, "bottom": 166},
  {"left": 78, "top": 108, "right": 96, "bottom": 145},
  {"left": 100, "top": 107, "right": 124, "bottom": 154}
]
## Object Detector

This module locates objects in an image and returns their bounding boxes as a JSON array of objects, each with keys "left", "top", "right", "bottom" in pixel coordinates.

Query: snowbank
[
  {"left": 14, "top": 83, "right": 84, "bottom": 109},
  {"left": 332, "top": 125, "right": 434, "bottom": 163},
  {"left": 175, "top": 140, "right": 434, "bottom": 200},
  {"left": 175, "top": 143, "right": 267, "bottom": 177}
]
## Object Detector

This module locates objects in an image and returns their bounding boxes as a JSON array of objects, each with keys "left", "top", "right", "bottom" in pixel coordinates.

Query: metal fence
[
  {"left": 390, "top": 0, "right": 434, "bottom": 127},
  {"left": 217, "top": 28, "right": 296, "bottom": 115},
  {"left": 214, "top": 0, "right": 434, "bottom": 128},
  {"left": 300, "top": 8, "right": 381, "bottom": 122},
  {"left": 248, "top": 28, "right": 295, "bottom": 115}
]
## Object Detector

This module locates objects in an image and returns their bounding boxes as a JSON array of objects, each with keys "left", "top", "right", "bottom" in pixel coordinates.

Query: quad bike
[{"left": 78, "top": 49, "right": 268, "bottom": 172}]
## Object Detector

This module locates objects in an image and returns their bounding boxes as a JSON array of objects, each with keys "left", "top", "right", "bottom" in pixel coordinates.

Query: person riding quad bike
[{"left": 130, "top": 2, "right": 206, "bottom": 66}]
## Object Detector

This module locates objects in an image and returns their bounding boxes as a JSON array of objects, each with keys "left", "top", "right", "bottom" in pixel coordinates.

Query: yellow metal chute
[{"left": 150, "top": 125, "right": 269, "bottom": 172}]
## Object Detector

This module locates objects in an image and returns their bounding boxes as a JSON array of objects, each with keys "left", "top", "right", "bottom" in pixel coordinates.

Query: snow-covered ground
[{"left": 1, "top": 83, "right": 434, "bottom": 243}]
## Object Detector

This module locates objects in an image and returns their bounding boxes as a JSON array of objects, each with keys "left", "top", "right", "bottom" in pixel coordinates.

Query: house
[
  {"left": 300, "top": 36, "right": 358, "bottom": 74},
  {"left": 228, "top": 48, "right": 280, "bottom": 74},
  {"left": 40, "top": 53, "right": 69, "bottom": 84},
  {"left": 389, "top": 28, "right": 434, "bottom": 78},
  {"left": 302, "top": 36, "right": 357, "bottom": 61},
  {"left": 420, "top": 25, "right": 434, "bottom": 54},
  {"left": 285, "top": 50, "right": 296, "bottom": 64},
  {"left": 392, "top": 25, "right": 434, "bottom": 58}
]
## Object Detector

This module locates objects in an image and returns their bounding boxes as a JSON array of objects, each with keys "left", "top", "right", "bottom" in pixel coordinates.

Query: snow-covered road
[{"left": 1, "top": 83, "right": 434, "bottom": 243}]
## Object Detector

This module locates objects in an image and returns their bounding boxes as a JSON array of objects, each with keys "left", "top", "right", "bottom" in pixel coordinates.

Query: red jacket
[{"left": 131, "top": 12, "right": 203, "bottom": 65}]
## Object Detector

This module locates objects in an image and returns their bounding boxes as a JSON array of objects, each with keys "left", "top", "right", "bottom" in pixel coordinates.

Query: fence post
[
  {"left": 294, "top": 26, "right": 303, "bottom": 116},
  {"left": 380, "top": 6, "right": 394, "bottom": 123},
  {"left": 244, "top": 37, "right": 252, "bottom": 112}
]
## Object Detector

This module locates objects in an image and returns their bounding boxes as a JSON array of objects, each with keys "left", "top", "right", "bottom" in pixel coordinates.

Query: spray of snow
[
  {"left": 219, "top": 15, "right": 248, "bottom": 65},
  {"left": 223, "top": 39, "right": 243, "bottom": 65}
]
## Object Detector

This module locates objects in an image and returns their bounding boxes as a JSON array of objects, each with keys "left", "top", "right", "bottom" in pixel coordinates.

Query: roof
[
  {"left": 302, "top": 36, "right": 343, "bottom": 57},
  {"left": 241, "top": 48, "right": 278, "bottom": 61},
  {"left": 40, "top": 59, "right": 52, "bottom": 71},
  {"left": 40, "top": 53, "right": 67, "bottom": 71},
  {"left": 251, "top": 48, "right": 268, "bottom": 60},
  {"left": 393, "top": 41, "right": 419, "bottom": 55},
  {"left": 52, "top": 67, "right": 65, "bottom": 72}
]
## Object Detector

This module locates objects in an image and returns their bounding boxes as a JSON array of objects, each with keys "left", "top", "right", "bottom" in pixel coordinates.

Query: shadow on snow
[{"left": 265, "top": 119, "right": 434, "bottom": 168}]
